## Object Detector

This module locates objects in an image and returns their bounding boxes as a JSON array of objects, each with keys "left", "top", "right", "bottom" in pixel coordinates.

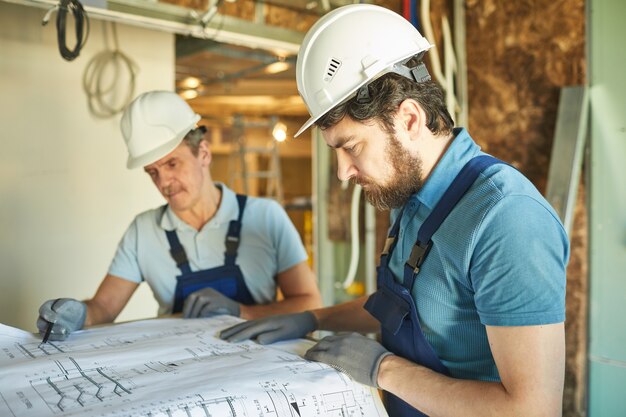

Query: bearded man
[{"left": 219, "top": 5, "right": 568, "bottom": 417}]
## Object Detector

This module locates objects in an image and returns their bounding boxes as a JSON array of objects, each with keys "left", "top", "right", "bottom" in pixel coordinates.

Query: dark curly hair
[{"left": 316, "top": 72, "right": 454, "bottom": 137}]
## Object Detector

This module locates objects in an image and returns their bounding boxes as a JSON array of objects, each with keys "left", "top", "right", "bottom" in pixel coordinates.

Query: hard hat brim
[
  {"left": 295, "top": 116, "right": 316, "bottom": 138},
  {"left": 126, "top": 114, "right": 200, "bottom": 169}
]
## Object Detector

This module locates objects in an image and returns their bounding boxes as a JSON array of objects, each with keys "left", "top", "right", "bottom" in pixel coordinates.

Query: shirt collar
[
  {"left": 412, "top": 128, "right": 481, "bottom": 210},
  {"left": 159, "top": 182, "right": 239, "bottom": 231}
]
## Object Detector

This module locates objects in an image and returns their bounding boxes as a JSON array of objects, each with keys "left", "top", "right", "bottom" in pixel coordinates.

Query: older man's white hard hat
[
  {"left": 295, "top": 4, "right": 433, "bottom": 137},
  {"left": 121, "top": 91, "right": 201, "bottom": 169}
]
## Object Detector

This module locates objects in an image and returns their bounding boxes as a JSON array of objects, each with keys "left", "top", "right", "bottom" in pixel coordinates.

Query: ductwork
[{"left": 0, "top": 0, "right": 304, "bottom": 55}]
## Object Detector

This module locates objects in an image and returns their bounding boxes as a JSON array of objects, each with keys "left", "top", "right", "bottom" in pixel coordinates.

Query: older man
[{"left": 37, "top": 91, "right": 321, "bottom": 340}]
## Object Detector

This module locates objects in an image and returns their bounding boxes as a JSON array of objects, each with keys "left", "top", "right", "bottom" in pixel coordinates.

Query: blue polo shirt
[
  {"left": 108, "top": 183, "right": 308, "bottom": 315},
  {"left": 388, "top": 128, "right": 568, "bottom": 381}
]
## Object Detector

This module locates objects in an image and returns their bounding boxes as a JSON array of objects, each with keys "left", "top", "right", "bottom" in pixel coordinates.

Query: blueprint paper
[{"left": 0, "top": 317, "right": 388, "bottom": 417}]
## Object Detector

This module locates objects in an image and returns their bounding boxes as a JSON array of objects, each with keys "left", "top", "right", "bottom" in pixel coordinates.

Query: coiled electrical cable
[
  {"left": 54, "top": 0, "right": 90, "bottom": 61},
  {"left": 82, "top": 23, "right": 138, "bottom": 118}
]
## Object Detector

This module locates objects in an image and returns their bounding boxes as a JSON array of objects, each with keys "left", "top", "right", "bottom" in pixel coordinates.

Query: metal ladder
[{"left": 228, "top": 116, "right": 284, "bottom": 203}]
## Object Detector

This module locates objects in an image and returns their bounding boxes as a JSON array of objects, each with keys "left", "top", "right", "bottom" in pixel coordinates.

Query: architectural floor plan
[{"left": 0, "top": 317, "right": 388, "bottom": 417}]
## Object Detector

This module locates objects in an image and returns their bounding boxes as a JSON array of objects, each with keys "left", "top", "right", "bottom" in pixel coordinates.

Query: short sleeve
[
  {"left": 470, "top": 195, "right": 569, "bottom": 326},
  {"left": 264, "top": 201, "right": 308, "bottom": 274},
  {"left": 107, "top": 218, "right": 143, "bottom": 283}
]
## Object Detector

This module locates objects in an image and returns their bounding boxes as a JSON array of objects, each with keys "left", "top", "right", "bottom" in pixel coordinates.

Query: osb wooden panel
[
  {"left": 375, "top": 0, "right": 402, "bottom": 13},
  {"left": 160, "top": 0, "right": 257, "bottom": 19},
  {"left": 465, "top": 1, "right": 587, "bottom": 415},
  {"left": 160, "top": 0, "right": 208, "bottom": 11},
  {"left": 221, "top": 0, "right": 257, "bottom": 21},
  {"left": 465, "top": 0, "right": 585, "bottom": 188},
  {"left": 265, "top": 4, "right": 318, "bottom": 32}
]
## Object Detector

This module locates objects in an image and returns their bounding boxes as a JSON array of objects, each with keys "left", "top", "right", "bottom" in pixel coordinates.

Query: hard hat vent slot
[{"left": 324, "top": 58, "right": 342, "bottom": 82}]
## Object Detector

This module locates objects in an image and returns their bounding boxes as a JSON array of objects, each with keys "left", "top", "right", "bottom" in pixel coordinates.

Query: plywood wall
[{"left": 463, "top": 1, "right": 587, "bottom": 415}]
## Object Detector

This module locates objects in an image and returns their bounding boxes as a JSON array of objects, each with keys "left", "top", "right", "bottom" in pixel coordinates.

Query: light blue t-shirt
[
  {"left": 388, "top": 128, "right": 569, "bottom": 381},
  {"left": 108, "top": 183, "right": 308, "bottom": 315}
]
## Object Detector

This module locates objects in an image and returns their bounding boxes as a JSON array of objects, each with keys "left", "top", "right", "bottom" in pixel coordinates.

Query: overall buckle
[
  {"left": 405, "top": 240, "right": 432, "bottom": 274},
  {"left": 225, "top": 235, "right": 240, "bottom": 255}
]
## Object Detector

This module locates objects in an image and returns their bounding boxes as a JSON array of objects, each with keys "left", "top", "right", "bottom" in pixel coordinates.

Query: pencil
[
  {"left": 38, "top": 298, "right": 60, "bottom": 348},
  {"left": 38, "top": 321, "right": 54, "bottom": 348}
]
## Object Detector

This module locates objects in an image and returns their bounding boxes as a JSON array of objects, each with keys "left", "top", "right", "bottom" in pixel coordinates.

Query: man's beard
[{"left": 354, "top": 133, "right": 424, "bottom": 211}]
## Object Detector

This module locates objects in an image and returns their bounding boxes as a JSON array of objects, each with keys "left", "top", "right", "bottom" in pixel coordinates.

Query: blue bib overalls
[
  {"left": 166, "top": 194, "right": 255, "bottom": 314},
  {"left": 365, "top": 156, "right": 502, "bottom": 416}
]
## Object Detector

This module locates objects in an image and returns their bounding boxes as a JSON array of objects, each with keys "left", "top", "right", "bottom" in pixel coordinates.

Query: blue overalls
[
  {"left": 166, "top": 194, "right": 255, "bottom": 314},
  {"left": 364, "top": 155, "right": 501, "bottom": 417}
]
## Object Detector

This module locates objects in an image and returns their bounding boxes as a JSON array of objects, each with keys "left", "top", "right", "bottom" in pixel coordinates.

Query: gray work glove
[
  {"left": 220, "top": 311, "right": 318, "bottom": 345},
  {"left": 36, "top": 298, "right": 87, "bottom": 341},
  {"left": 183, "top": 288, "right": 240, "bottom": 318},
  {"left": 304, "top": 332, "right": 392, "bottom": 388}
]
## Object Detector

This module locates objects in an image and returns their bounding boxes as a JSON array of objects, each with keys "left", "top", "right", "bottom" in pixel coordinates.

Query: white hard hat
[
  {"left": 295, "top": 4, "right": 433, "bottom": 137},
  {"left": 120, "top": 90, "right": 201, "bottom": 169}
]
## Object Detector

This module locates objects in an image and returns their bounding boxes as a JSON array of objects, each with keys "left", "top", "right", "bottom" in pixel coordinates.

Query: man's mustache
[{"left": 163, "top": 186, "right": 180, "bottom": 196}]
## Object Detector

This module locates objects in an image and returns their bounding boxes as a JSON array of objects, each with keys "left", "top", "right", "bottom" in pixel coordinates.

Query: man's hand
[
  {"left": 183, "top": 288, "right": 241, "bottom": 318},
  {"left": 220, "top": 311, "right": 318, "bottom": 344},
  {"left": 304, "top": 332, "right": 392, "bottom": 388},
  {"left": 37, "top": 298, "right": 87, "bottom": 341}
]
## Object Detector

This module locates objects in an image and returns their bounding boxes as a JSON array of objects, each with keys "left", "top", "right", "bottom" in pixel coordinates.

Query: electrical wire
[
  {"left": 42, "top": 0, "right": 90, "bottom": 61},
  {"left": 82, "top": 22, "right": 138, "bottom": 118}
]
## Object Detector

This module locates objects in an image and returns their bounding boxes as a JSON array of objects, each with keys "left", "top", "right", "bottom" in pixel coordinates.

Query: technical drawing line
[
  {"left": 227, "top": 397, "right": 236, "bottom": 417},
  {"left": 95, "top": 384, "right": 104, "bottom": 401},
  {"left": 73, "top": 384, "right": 85, "bottom": 406},
  {"left": 267, "top": 391, "right": 280, "bottom": 416},
  {"left": 0, "top": 391, "right": 18, "bottom": 417},
  {"left": 68, "top": 357, "right": 104, "bottom": 393},
  {"left": 42, "top": 342, "right": 65, "bottom": 355},
  {"left": 96, "top": 368, "right": 131, "bottom": 394},
  {"left": 46, "top": 377, "right": 67, "bottom": 411},
  {"left": 16, "top": 344, "right": 35, "bottom": 359},
  {"left": 54, "top": 359, "right": 69, "bottom": 376},
  {"left": 279, "top": 390, "right": 295, "bottom": 417}
]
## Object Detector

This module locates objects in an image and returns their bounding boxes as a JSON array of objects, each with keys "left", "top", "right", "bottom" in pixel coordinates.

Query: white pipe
[
  {"left": 342, "top": 184, "right": 362, "bottom": 290},
  {"left": 420, "top": 0, "right": 446, "bottom": 86},
  {"left": 442, "top": 15, "right": 458, "bottom": 122},
  {"left": 364, "top": 200, "right": 376, "bottom": 295},
  {"left": 453, "top": 0, "right": 469, "bottom": 127}
]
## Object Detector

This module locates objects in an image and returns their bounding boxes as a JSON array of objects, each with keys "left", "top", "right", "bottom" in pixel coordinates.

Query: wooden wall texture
[{"left": 463, "top": 1, "right": 587, "bottom": 415}]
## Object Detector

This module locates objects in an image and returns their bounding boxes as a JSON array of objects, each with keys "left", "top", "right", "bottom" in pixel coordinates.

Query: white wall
[
  {"left": 0, "top": 2, "right": 174, "bottom": 331},
  {"left": 588, "top": 0, "right": 626, "bottom": 414}
]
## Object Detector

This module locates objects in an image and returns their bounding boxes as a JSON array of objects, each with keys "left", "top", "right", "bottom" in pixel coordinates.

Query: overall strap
[
  {"left": 224, "top": 194, "right": 247, "bottom": 266},
  {"left": 165, "top": 230, "right": 192, "bottom": 275},
  {"left": 379, "top": 207, "right": 406, "bottom": 267},
  {"left": 404, "top": 155, "right": 502, "bottom": 290}
]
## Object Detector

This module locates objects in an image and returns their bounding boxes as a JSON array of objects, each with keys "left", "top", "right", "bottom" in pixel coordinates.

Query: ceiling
[
  {"left": 175, "top": 36, "right": 306, "bottom": 121},
  {"left": 170, "top": 0, "right": 370, "bottom": 123}
]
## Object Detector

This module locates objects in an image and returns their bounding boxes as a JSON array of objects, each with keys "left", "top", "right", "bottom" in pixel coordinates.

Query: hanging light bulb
[
  {"left": 181, "top": 76, "right": 201, "bottom": 89},
  {"left": 264, "top": 61, "right": 290, "bottom": 74},
  {"left": 180, "top": 89, "right": 199, "bottom": 100},
  {"left": 272, "top": 122, "right": 288, "bottom": 142}
]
